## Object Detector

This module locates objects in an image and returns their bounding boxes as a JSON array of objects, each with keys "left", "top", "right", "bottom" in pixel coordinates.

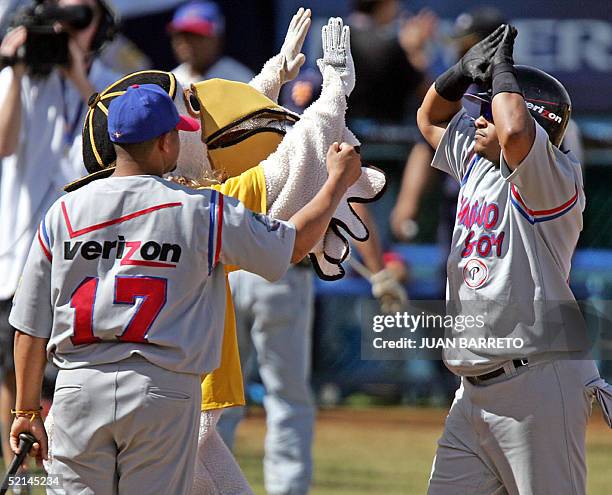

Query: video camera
[{"left": 6, "top": 0, "right": 95, "bottom": 75}]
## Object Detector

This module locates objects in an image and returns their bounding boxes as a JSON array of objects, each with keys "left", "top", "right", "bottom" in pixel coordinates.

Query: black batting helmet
[
  {"left": 515, "top": 65, "right": 571, "bottom": 147},
  {"left": 464, "top": 65, "right": 572, "bottom": 147}
]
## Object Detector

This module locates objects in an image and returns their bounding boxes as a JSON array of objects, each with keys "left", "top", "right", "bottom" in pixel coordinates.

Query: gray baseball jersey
[
  {"left": 432, "top": 109, "right": 586, "bottom": 375},
  {"left": 9, "top": 175, "right": 295, "bottom": 375}
]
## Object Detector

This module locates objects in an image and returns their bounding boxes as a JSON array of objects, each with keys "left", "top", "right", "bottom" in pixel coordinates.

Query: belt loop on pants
[{"left": 467, "top": 359, "right": 528, "bottom": 386}]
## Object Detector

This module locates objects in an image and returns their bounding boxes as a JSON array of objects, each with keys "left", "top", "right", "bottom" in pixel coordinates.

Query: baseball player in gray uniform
[
  {"left": 7, "top": 84, "right": 363, "bottom": 495},
  {"left": 417, "top": 25, "right": 611, "bottom": 494}
]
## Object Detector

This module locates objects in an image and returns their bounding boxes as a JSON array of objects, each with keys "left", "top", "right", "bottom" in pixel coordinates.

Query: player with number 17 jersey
[{"left": 10, "top": 174, "right": 295, "bottom": 376}]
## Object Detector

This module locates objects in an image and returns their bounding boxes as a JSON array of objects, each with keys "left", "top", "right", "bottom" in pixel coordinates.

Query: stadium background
[
  {"left": 1, "top": 1, "right": 611, "bottom": 493},
  {"left": 117, "top": 4, "right": 612, "bottom": 492},
  {"left": 111, "top": 0, "right": 612, "bottom": 398}
]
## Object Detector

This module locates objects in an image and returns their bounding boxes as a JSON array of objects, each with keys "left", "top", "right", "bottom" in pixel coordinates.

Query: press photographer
[
  {"left": 3, "top": 0, "right": 105, "bottom": 74},
  {"left": 0, "top": 0, "right": 121, "bottom": 472}
]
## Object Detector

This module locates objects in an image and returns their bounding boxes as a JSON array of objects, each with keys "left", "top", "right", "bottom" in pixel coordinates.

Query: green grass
[
  {"left": 234, "top": 406, "right": 612, "bottom": 495},
  {"left": 2, "top": 406, "right": 610, "bottom": 494},
  {"left": 233, "top": 407, "right": 441, "bottom": 494},
  {"left": 0, "top": 463, "right": 46, "bottom": 495}
]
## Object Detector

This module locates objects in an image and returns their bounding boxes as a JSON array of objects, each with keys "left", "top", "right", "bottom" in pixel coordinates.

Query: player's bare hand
[
  {"left": 10, "top": 416, "right": 48, "bottom": 466},
  {"left": 399, "top": 9, "right": 438, "bottom": 54},
  {"left": 326, "top": 142, "right": 362, "bottom": 190},
  {"left": 0, "top": 26, "right": 27, "bottom": 77},
  {"left": 291, "top": 80, "right": 314, "bottom": 107},
  {"left": 390, "top": 207, "right": 419, "bottom": 242}
]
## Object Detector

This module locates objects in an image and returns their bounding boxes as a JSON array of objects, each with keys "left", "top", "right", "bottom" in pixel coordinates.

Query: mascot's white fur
[
  {"left": 172, "top": 12, "right": 385, "bottom": 280},
  {"left": 46, "top": 10, "right": 386, "bottom": 495},
  {"left": 186, "top": 14, "right": 386, "bottom": 492}
]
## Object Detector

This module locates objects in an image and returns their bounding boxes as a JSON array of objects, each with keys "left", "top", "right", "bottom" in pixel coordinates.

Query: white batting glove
[
  {"left": 371, "top": 268, "right": 408, "bottom": 314},
  {"left": 317, "top": 17, "right": 355, "bottom": 97},
  {"left": 279, "top": 7, "right": 311, "bottom": 84}
]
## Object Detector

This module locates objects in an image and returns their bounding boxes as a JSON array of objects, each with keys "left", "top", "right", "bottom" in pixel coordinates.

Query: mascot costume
[{"left": 46, "top": 10, "right": 386, "bottom": 494}]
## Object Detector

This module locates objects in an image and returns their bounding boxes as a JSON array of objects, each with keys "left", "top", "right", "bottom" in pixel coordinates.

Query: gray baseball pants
[
  {"left": 428, "top": 359, "right": 600, "bottom": 495},
  {"left": 45, "top": 356, "right": 201, "bottom": 495}
]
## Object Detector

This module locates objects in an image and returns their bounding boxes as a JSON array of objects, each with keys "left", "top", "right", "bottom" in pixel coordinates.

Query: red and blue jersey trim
[
  {"left": 207, "top": 190, "right": 224, "bottom": 275},
  {"left": 38, "top": 216, "right": 52, "bottom": 262},
  {"left": 510, "top": 183, "right": 579, "bottom": 224},
  {"left": 460, "top": 153, "right": 478, "bottom": 187},
  {"left": 61, "top": 201, "right": 182, "bottom": 238}
]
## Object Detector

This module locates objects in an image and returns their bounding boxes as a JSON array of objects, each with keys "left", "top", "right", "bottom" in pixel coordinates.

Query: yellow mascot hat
[{"left": 191, "top": 78, "right": 299, "bottom": 178}]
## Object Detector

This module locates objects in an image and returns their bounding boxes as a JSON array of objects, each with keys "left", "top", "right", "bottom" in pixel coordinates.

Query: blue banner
[{"left": 275, "top": 0, "right": 612, "bottom": 114}]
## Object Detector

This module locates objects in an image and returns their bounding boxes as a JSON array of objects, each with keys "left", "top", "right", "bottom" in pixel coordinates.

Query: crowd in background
[{"left": 0, "top": 1, "right": 609, "bottom": 494}]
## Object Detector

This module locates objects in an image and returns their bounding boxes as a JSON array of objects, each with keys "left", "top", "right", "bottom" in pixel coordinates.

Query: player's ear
[{"left": 157, "top": 132, "right": 170, "bottom": 153}]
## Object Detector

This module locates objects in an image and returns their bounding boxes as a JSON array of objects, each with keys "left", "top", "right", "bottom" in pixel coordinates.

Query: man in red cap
[{"left": 168, "top": 0, "right": 253, "bottom": 84}]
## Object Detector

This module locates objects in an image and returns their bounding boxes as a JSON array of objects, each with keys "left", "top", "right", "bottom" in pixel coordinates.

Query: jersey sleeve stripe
[
  {"left": 41, "top": 215, "right": 51, "bottom": 247},
  {"left": 510, "top": 185, "right": 579, "bottom": 224},
  {"left": 37, "top": 228, "right": 52, "bottom": 262},
  {"left": 510, "top": 183, "right": 578, "bottom": 216},
  {"left": 61, "top": 201, "right": 183, "bottom": 238},
  {"left": 460, "top": 153, "right": 478, "bottom": 187},
  {"left": 207, "top": 190, "right": 217, "bottom": 275},
  {"left": 214, "top": 192, "right": 223, "bottom": 267}
]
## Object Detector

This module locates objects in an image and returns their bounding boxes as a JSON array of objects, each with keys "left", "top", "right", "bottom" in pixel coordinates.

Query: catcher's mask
[
  {"left": 64, "top": 70, "right": 177, "bottom": 192},
  {"left": 189, "top": 78, "right": 299, "bottom": 178},
  {"left": 462, "top": 65, "right": 572, "bottom": 148}
]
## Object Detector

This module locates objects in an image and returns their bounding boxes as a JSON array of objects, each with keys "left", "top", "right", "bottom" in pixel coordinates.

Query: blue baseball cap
[
  {"left": 168, "top": 1, "right": 225, "bottom": 37},
  {"left": 108, "top": 83, "right": 200, "bottom": 144}
]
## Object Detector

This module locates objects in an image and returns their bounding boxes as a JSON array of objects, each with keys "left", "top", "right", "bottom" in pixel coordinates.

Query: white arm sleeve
[
  {"left": 262, "top": 65, "right": 347, "bottom": 213},
  {"left": 500, "top": 121, "right": 584, "bottom": 214},
  {"left": 248, "top": 54, "right": 284, "bottom": 103},
  {"left": 260, "top": 65, "right": 386, "bottom": 279},
  {"left": 217, "top": 193, "right": 295, "bottom": 282},
  {"left": 431, "top": 109, "right": 477, "bottom": 184},
  {"left": 9, "top": 215, "right": 54, "bottom": 338}
]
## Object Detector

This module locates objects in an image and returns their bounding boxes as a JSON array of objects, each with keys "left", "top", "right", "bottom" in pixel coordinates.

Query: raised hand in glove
[
  {"left": 317, "top": 17, "right": 355, "bottom": 97},
  {"left": 435, "top": 24, "right": 506, "bottom": 101},
  {"left": 371, "top": 268, "right": 408, "bottom": 314},
  {"left": 491, "top": 25, "right": 521, "bottom": 97},
  {"left": 491, "top": 25, "right": 518, "bottom": 69},
  {"left": 280, "top": 7, "right": 311, "bottom": 84}
]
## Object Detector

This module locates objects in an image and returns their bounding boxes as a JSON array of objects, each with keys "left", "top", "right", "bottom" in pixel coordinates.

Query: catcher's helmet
[{"left": 464, "top": 65, "right": 572, "bottom": 147}]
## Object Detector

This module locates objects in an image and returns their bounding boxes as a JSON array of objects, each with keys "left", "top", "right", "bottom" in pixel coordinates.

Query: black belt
[{"left": 466, "top": 359, "right": 528, "bottom": 385}]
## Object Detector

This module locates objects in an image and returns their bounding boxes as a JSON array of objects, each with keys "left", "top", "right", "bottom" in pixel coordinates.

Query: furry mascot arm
[
  {"left": 248, "top": 7, "right": 311, "bottom": 103},
  {"left": 261, "top": 18, "right": 386, "bottom": 280}
]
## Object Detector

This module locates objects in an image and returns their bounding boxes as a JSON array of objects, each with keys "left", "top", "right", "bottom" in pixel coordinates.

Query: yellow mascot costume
[{"left": 59, "top": 11, "right": 386, "bottom": 494}]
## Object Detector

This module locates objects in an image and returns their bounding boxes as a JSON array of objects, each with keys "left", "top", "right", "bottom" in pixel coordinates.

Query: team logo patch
[
  {"left": 252, "top": 212, "right": 280, "bottom": 232},
  {"left": 463, "top": 259, "right": 488, "bottom": 289}
]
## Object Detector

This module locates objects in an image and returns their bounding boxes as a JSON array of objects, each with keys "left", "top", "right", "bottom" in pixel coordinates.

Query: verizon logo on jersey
[{"left": 64, "top": 236, "right": 182, "bottom": 268}]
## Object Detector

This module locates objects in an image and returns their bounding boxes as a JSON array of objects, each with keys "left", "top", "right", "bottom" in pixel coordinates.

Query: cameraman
[{"left": 0, "top": 0, "right": 120, "bottom": 469}]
